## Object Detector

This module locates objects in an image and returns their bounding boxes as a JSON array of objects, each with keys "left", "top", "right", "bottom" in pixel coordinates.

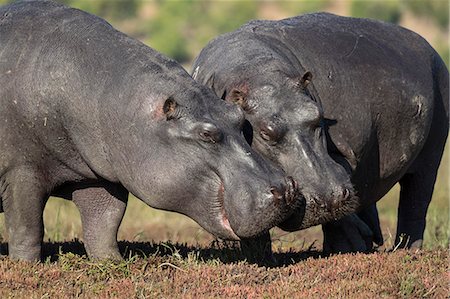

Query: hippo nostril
[
  {"left": 342, "top": 188, "right": 350, "bottom": 200},
  {"left": 284, "top": 176, "right": 299, "bottom": 206},
  {"left": 270, "top": 186, "right": 284, "bottom": 205},
  {"left": 286, "top": 176, "right": 297, "bottom": 191},
  {"left": 330, "top": 197, "right": 342, "bottom": 212}
]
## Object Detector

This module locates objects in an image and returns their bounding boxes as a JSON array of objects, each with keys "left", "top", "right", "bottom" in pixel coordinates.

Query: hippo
[
  {"left": 0, "top": 0, "right": 302, "bottom": 261},
  {"left": 192, "top": 13, "right": 449, "bottom": 252}
]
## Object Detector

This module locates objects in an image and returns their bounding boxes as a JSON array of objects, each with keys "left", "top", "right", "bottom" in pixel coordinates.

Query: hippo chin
[
  {"left": 0, "top": 0, "right": 300, "bottom": 261},
  {"left": 193, "top": 13, "right": 448, "bottom": 252}
]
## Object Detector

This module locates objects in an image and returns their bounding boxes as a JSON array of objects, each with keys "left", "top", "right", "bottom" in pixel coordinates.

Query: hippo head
[
  {"left": 101, "top": 70, "right": 301, "bottom": 240},
  {"left": 219, "top": 69, "right": 359, "bottom": 230}
]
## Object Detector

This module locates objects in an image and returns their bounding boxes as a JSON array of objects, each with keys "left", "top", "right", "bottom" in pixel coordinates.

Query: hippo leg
[
  {"left": 72, "top": 183, "right": 128, "bottom": 260},
  {"left": 357, "top": 204, "right": 383, "bottom": 246},
  {"left": 396, "top": 92, "right": 448, "bottom": 249},
  {"left": 240, "top": 231, "right": 274, "bottom": 265},
  {"left": 2, "top": 166, "right": 48, "bottom": 261},
  {"left": 322, "top": 212, "right": 376, "bottom": 254},
  {"left": 396, "top": 173, "right": 433, "bottom": 249},
  {"left": 396, "top": 152, "right": 442, "bottom": 249}
]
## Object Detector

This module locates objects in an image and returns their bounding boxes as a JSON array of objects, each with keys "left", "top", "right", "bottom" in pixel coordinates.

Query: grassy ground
[{"left": 0, "top": 247, "right": 447, "bottom": 298}]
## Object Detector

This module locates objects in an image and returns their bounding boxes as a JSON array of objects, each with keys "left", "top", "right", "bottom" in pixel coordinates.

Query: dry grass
[{"left": 0, "top": 247, "right": 447, "bottom": 298}]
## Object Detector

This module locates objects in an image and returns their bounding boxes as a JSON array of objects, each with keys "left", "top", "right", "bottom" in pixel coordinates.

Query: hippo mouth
[
  {"left": 279, "top": 190, "right": 360, "bottom": 231},
  {"left": 216, "top": 181, "right": 240, "bottom": 240}
]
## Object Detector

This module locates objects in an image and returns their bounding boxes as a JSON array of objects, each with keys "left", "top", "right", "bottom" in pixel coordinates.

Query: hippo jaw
[
  {"left": 273, "top": 144, "right": 361, "bottom": 231},
  {"left": 213, "top": 167, "right": 300, "bottom": 239},
  {"left": 214, "top": 180, "right": 240, "bottom": 240}
]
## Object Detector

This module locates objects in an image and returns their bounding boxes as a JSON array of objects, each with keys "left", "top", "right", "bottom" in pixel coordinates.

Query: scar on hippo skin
[
  {"left": 192, "top": 66, "right": 200, "bottom": 80},
  {"left": 296, "top": 71, "right": 312, "bottom": 89}
]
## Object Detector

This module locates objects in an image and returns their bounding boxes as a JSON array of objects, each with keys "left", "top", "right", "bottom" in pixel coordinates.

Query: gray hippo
[
  {"left": 0, "top": 0, "right": 302, "bottom": 261},
  {"left": 192, "top": 13, "right": 449, "bottom": 252}
]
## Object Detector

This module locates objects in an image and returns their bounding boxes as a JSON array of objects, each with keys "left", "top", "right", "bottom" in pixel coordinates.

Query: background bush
[{"left": 1, "top": 0, "right": 446, "bottom": 65}]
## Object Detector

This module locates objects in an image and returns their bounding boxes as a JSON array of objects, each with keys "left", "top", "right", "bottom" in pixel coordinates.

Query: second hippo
[{"left": 193, "top": 13, "right": 449, "bottom": 252}]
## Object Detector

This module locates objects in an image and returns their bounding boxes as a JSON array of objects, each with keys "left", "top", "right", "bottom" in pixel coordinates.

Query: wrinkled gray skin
[
  {"left": 0, "top": 1, "right": 301, "bottom": 261},
  {"left": 193, "top": 13, "right": 449, "bottom": 252}
]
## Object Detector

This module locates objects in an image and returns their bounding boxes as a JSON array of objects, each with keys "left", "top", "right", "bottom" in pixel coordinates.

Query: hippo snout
[
  {"left": 328, "top": 187, "right": 351, "bottom": 213},
  {"left": 270, "top": 176, "right": 300, "bottom": 207},
  {"left": 277, "top": 184, "right": 358, "bottom": 232},
  {"left": 309, "top": 186, "right": 353, "bottom": 213}
]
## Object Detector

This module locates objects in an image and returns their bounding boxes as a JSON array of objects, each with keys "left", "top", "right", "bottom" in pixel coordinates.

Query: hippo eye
[
  {"left": 198, "top": 124, "right": 224, "bottom": 144},
  {"left": 259, "top": 122, "right": 287, "bottom": 145},
  {"left": 260, "top": 125, "right": 280, "bottom": 145}
]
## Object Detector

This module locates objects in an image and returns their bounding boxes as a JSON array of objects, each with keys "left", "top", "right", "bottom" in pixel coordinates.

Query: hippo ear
[
  {"left": 298, "top": 71, "right": 313, "bottom": 89},
  {"left": 226, "top": 88, "right": 250, "bottom": 111},
  {"left": 163, "top": 97, "right": 178, "bottom": 120}
]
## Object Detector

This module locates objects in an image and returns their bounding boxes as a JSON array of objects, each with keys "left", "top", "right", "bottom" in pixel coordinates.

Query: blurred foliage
[
  {"left": 60, "top": 0, "right": 140, "bottom": 20},
  {"left": 277, "top": 0, "right": 330, "bottom": 15},
  {"left": 403, "top": 0, "right": 449, "bottom": 29},
  {"left": 0, "top": 0, "right": 447, "bottom": 65},
  {"left": 351, "top": 0, "right": 401, "bottom": 23},
  {"left": 146, "top": 0, "right": 258, "bottom": 63},
  {"left": 0, "top": 0, "right": 140, "bottom": 19}
]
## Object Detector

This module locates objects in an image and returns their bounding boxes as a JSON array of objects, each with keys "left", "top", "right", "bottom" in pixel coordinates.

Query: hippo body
[
  {"left": 193, "top": 13, "right": 449, "bottom": 250},
  {"left": 0, "top": 1, "right": 300, "bottom": 261}
]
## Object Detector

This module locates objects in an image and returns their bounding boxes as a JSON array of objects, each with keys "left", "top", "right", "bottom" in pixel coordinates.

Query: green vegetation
[
  {"left": 405, "top": 0, "right": 449, "bottom": 29},
  {"left": 144, "top": 0, "right": 260, "bottom": 63},
  {"left": 61, "top": 0, "right": 140, "bottom": 20},
  {"left": 0, "top": 248, "right": 447, "bottom": 298},
  {"left": 351, "top": 0, "right": 402, "bottom": 23},
  {"left": 2, "top": 0, "right": 446, "bottom": 64}
]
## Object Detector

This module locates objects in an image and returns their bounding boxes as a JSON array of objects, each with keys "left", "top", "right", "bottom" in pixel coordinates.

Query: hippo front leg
[
  {"left": 2, "top": 166, "right": 48, "bottom": 261},
  {"left": 72, "top": 183, "right": 128, "bottom": 260},
  {"left": 240, "top": 231, "right": 274, "bottom": 265},
  {"left": 322, "top": 205, "right": 382, "bottom": 254}
]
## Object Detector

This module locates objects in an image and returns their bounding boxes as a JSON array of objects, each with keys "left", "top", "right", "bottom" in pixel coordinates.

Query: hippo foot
[
  {"left": 240, "top": 231, "right": 276, "bottom": 266},
  {"left": 85, "top": 245, "right": 123, "bottom": 261},
  {"left": 392, "top": 237, "right": 423, "bottom": 251},
  {"left": 8, "top": 243, "right": 42, "bottom": 262},
  {"left": 322, "top": 213, "right": 377, "bottom": 254}
]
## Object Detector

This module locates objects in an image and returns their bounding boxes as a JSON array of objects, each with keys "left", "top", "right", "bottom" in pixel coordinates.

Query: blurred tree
[
  {"left": 351, "top": 0, "right": 401, "bottom": 23},
  {"left": 278, "top": 0, "right": 330, "bottom": 15},
  {"left": 403, "top": 0, "right": 449, "bottom": 29},
  {"left": 0, "top": 0, "right": 139, "bottom": 19},
  {"left": 60, "top": 0, "right": 140, "bottom": 20},
  {"left": 147, "top": 0, "right": 258, "bottom": 64},
  {"left": 145, "top": 0, "right": 193, "bottom": 63},
  {"left": 0, "top": 0, "right": 447, "bottom": 67}
]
